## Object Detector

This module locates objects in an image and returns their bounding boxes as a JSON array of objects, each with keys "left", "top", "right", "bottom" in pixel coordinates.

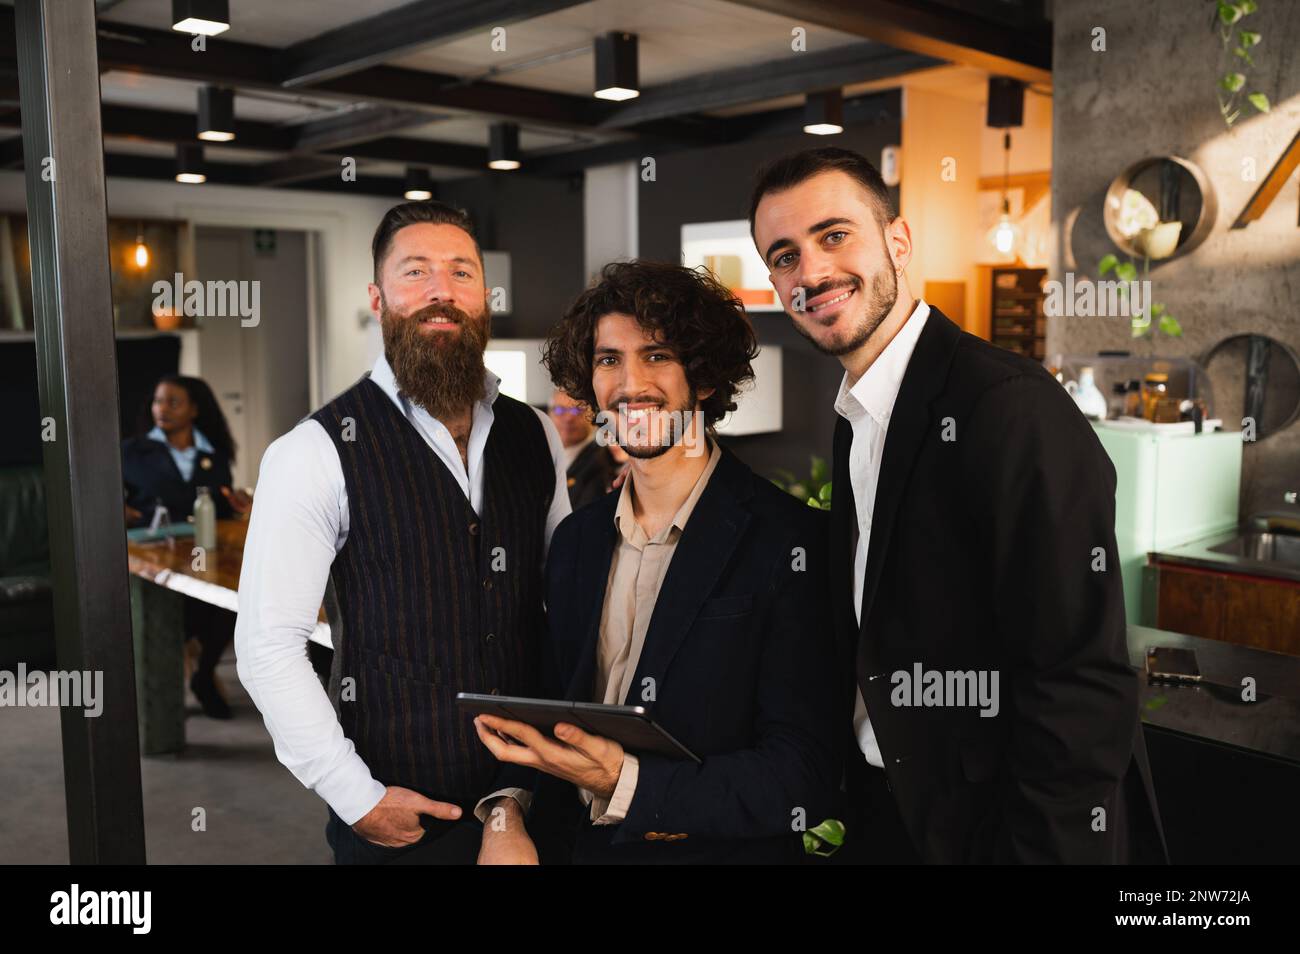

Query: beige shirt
[
  {"left": 474, "top": 439, "right": 722, "bottom": 828},
  {"left": 583, "top": 438, "right": 723, "bottom": 823}
]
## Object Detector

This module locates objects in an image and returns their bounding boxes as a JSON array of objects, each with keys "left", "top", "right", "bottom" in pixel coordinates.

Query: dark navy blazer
[
  {"left": 121, "top": 434, "right": 233, "bottom": 528},
  {"left": 532, "top": 445, "right": 838, "bottom": 864}
]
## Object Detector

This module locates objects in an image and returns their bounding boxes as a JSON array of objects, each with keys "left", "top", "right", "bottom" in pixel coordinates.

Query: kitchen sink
[{"left": 1208, "top": 532, "right": 1300, "bottom": 568}]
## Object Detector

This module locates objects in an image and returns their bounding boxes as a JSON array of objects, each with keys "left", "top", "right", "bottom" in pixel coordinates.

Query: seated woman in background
[{"left": 122, "top": 374, "right": 251, "bottom": 719}]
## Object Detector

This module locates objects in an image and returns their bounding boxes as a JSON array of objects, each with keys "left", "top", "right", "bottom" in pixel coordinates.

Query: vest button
[
  {"left": 483, "top": 578, "right": 493, "bottom": 591},
  {"left": 484, "top": 633, "right": 495, "bottom": 644},
  {"left": 468, "top": 522, "right": 480, "bottom": 536}
]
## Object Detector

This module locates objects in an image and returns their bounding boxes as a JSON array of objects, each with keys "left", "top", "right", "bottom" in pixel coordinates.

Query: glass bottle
[{"left": 193, "top": 486, "right": 217, "bottom": 552}]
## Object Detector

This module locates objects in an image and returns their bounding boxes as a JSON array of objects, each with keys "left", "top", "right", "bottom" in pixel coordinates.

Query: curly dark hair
[
  {"left": 542, "top": 260, "right": 759, "bottom": 430},
  {"left": 138, "top": 374, "right": 238, "bottom": 463}
]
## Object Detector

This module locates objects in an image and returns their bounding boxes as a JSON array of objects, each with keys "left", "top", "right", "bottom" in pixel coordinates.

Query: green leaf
[
  {"left": 818, "top": 482, "right": 833, "bottom": 504},
  {"left": 1239, "top": 29, "right": 1261, "bottom": 46},
  {"left": 1237, "top": 0, "right": 1257, "bottom": 15},
  {"left": 1115, "top": 261, "right": 1138, "bottom": 283},
  {"left": 1158, "top": 313, "right": 1183, "bottom": 337},
  {"left": 809, "top": 455, "right": 828, "bottom": 485},
  {"left": 1247, "top": 92, "right": 1271, "bottom": 113},
  {"left": 803, "top": 817, "right": 847, "bottom": 857},
  {"left": 1218, "top": 2, "right": 1241, "bottom": 24},
  {"left": 806, "top": 497, "right": 824, "bottom": 510},
  {"left": 1097, "top": 253, "right": 1118, "bottom": 275},
  {"left": 788, "top": 482, "right": 807, "bottom": 501},
  {"left": 1221, "top": 72, "right": 1246, "bottom": 92},
  {"left": 1234, "top": 47, "right": 1254, "bottom": 65}
]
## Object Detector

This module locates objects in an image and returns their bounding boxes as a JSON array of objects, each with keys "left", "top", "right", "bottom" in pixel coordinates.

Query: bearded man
[{"left": 235, "top": 201, "right": 570, "bottom": 865}]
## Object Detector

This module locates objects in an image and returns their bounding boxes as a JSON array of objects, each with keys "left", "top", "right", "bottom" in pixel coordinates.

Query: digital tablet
[{"left": 456, "top": 692, "right": 700, "bottom": 763}]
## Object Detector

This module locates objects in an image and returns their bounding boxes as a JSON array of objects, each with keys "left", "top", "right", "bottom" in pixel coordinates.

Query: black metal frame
[{"left": 14, "top": 0, "right": 146, "bottom": 864}]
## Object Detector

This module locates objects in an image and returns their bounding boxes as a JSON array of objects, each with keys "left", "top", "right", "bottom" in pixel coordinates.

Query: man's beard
[
  {"left": 598, "top": 391, "right": 698, "bottom": 460},
  {"left": 381, "top": 299, "right": 490, "bottom": 420},
  {"left": 793, "top": 262, "right": 898, "bottom": 358}
]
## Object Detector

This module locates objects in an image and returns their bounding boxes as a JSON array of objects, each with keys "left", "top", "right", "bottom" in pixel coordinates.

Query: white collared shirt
[
  {"left": 833, "top": 299, "right": 931, "bottom": 768},
  {"left": 234, "top": 354, "right": 571, "bottom": 825}
]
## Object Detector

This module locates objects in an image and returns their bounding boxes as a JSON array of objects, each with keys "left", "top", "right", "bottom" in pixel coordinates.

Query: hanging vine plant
[{"left": 1212, "top": 0, "right": 1270, "bottom": 127}]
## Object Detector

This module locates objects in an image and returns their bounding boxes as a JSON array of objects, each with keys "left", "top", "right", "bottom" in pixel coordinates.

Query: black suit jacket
[
  {"left": 832, "top": 306, "right": 1167, "bottom": 863},
  {"left": 565, "top": 439, "right": 617, "bottom": 509},
  {"left": 532, "top": 445, "right": 838, "bottom": 864},
  {"left": 121, "top": 435, "right": 234, "bottom": 528}
]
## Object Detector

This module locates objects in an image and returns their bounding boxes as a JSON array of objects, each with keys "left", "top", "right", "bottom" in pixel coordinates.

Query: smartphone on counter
[{"left": 1145, "top": 647, "right": 1202, "bottom": 685}]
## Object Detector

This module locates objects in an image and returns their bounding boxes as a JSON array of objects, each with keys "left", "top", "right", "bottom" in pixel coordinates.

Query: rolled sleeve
[{"left": 590, "top": 753, "right": 639, "bottom": 826}]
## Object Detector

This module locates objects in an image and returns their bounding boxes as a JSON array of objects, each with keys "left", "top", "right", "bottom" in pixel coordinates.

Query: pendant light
[
  {"left": 488, "top": 123, "right": 521, "bottom": 170},
  {"left": 803, "top": 90, "right": 844, "bottom": 136},
  {"left": 197, "top": 86, "right": 235, "bottom": 142},
  {"left": 594, "top": 32, "right": 639, "bottom": 101},
  {"left": 133, "top": 223, "right": 150, "bottom": 269},
  {"left": 403, "top": 167, "right": 434, "bottom": 201},
  {"left": 987, "top": 131, "right": 1021, "bottom": 256},
  {"left": 175, "top": 143, "right": 206, "bottom": 184}
]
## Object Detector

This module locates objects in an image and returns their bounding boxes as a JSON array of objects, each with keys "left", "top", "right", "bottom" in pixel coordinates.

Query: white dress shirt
[
  {"left": 234, "top": 354, "right": 571, "bottom": 825},
  {"left": 832, "top": 299, "right": 930, "bottom": 768}
]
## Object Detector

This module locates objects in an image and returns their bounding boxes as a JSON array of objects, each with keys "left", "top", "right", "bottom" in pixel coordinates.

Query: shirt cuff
[
  {"left": 474, "top": 788, "right": 534, "bottom": 825},
  {"left": 318, "top": 755, "right": 388, "bottom": 826},
  {"left": 591, "top": 753, "right": 638, "bottom": 826}
]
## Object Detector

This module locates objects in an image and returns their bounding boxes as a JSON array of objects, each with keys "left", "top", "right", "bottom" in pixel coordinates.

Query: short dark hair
[
  {"left": 371, "top": 200, "right": 482, "bottom": 282},
  {"left": 542, "top": 260, "right": 758, "bottom": 430},
  {"left": 747, "top": 147, "right": 895, "bottom": 236}
]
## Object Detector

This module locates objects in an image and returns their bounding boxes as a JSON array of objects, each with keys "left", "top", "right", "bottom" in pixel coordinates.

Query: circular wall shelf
[{"left": 1103, "top": 155, "right": 1217, "bottom": 261}]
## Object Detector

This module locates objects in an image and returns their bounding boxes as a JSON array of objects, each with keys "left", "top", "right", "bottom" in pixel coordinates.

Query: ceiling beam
[
  {"left": 0, "top": 8, "right": 761, "bottom": 146},
  {"left": 101, "top": 103, "right": 296, "bottom": 151},
  {"left": 725, "top": 0, "right": 1051, "bottom": 84},
  {"left": 333, "top": 135, "right": 488, "bottom": 169},
  {"left": 67, "top": 13, "right": 616, "bottom": 132},
  {"left": 0, "top": 102, "right": 492, "bottom": 171},
  {"left": 245, "top": 157, "right": 342, "bottom": 187},
  {"left": 291, "top": 106, "right": 439, "bottom": 152},
  {"left": 86, "top": 14, "right": 722, "bottom": 142},
  {"left": 529, "top": 89, "right": 902, "bottom": 176},
  {"left": 602, "top": 42, "right": 939, "bottom": 129},
  {"left": 277, "top": 0, "right": 589, "bottom": 88},
  {"left": 90, "top": 152, "right": 405, "bottom": 196}
]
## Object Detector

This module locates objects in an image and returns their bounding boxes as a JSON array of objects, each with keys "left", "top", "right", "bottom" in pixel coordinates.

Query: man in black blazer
[
  {"left": 750, "top": 147, "right": 1166, "bottom": 864},
  {"left": 548, "top": 388, "right": 618, "bottom": 508},
  {"left": 473, "top": 260, "right": 837, "bottom": 864}
]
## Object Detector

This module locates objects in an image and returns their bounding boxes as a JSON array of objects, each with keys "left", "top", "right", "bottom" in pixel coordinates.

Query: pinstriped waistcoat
[{"left": 312, "top": 376, "right": 553, "bottom": 806}]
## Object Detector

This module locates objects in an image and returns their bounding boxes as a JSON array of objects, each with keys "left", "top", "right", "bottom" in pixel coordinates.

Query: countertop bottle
[{"left": 193, "top": 486, "right": 217, "bottom": 552}]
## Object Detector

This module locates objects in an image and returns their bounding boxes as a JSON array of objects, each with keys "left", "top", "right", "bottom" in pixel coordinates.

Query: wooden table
[{"left": 126, "top": 519, "right": 330, "bottom": 755}]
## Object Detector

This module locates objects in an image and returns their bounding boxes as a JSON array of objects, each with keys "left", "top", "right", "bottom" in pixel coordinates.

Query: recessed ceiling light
[{"left": 172, "top": 0, "right": 230, "bottom": 36}]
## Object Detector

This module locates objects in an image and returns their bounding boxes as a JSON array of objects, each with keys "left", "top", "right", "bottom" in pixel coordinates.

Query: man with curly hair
[{"left": 473, "top": 260, "right": 839, "bottom": 864}]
